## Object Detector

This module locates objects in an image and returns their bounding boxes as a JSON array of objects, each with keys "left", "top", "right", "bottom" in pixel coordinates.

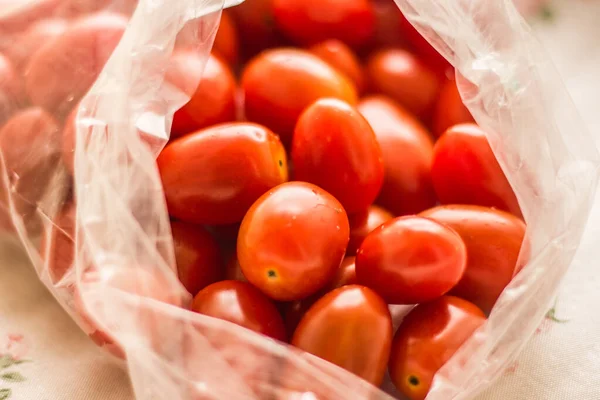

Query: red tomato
[
  {"left": 420, "top": 205, "right": 527, "bottom": 313},
  {"left": 192, "top": 280, "right": 287, "bottom": 341},
  {"left": 432, "top": 76, "right": 474, "bottom": 137},
  {"left": 241, "top": 48, "right": 358, "bottom": 145},
  {"left": 291, "top": 285, "right": 392, "bottom": 385},
  {"left": 170, "top": 53, "right": 237, "bottom": 138},
  {"left": 356, "top": 216, "right": 466, "bottom": 304},
  {"left": 212, "top": 11, "right": 239, "bottom": 66},
  {"left": 365, "top": 49, "right": 439, "bottom": 118},
  {"left": 347, "top": 205, "right": 394, "bottom": 255},
  {"left": 24, "top": 13, "right": 128, "bottom": 118},
  {"left": 237, "top": 182, "right": 350, "bottom": 301},
  {"left": 398, "top": 12, "right": 452, "bottom": 76},
  {"left": 358, "top": 96, "right": 436, "bottom": 215},
  {"left": 224, "top": 251, "right": 247, "bottom": 282},
  {"left": 158, "top": 123, "right": 288, "bottom": 225},
  {"left": 388, "top": 296, "right": 486, "bottom": 400},
  {"left": 0, "top": 53, "right": 22, "bottom": 124},
  {"left": 273, "top": 0, "right": 375, "bottom": 48},
  {"left": 171, "top": 221, "right": 223, "bottom": 296},
  {"left": 369, "top": 0, "right": 408, "bottom": 50},
  {"left": 432, "top": 123, "right": 522, "bottom": 218},
  {"left": 40, "top": 201, "right": 75, "bottom": 286},
  {"left": 308, "top": 39, "right": 365, "bottom": 93},
  {"left": 292, "top": 98, "right": 384, "bottom": 214}
]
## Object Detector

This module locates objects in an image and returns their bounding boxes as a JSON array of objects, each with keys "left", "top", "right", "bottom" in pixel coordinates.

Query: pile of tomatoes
[{"left": 0, "top": 1, "right": 527, "bottom": 399}]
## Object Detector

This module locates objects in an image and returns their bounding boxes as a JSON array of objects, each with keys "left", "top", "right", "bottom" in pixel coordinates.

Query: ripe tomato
[
  {"left": 158, "top": 122, "right": 288, "bottom": 225},
  {"left": 241, "top": 48, "right": 358, "bottom": 145},
  {"left": 292, "top": 98, "right": 384, "bottom": 214},
  {"left": 170, "top": 53, "right": 237, "bottom": 138},
  {"left": 347, "top": 205, "right": 394, "bottom": 255},
  {"left": 237, "top": 182, "right": 350, "bottom": 301},
  {"left": 40, "top": 201, "right": 75, "bottom": 286},
  {"left": 432, "top": 76, "right": 475, "bottom": 137},
  {"left": 24, "top": 12, "right": 128, "bottom": 118},
  {"left": 273, "top": 0, "right": 375, "bottom": 48},
  {"left": 171, "top": 221, "right": 223, "bottom": 296},
  {"left": 291, "top": 285, "right": 392, "bottom": 386},
  {"left": 224, "top": 251, "right": 247, "bottom": 282},
  {"left": 192, "top": 280, "right": 287, "bottom": 341},
  {"left": 420, "top": 205, "right": 527, "bottom": 313},
  {"left": 0, "top": 53, "right": 22, "bottom": 125},
  {"left": 369, "top": 0, "right": 408, "bottom": 50},
  {"left": 308, "top": 39, "right": 365, "bottom": 93},
  {"left": 365, "top": 49, "right": 439, "bottom": 118},
  {"left": 357, "top": 96, "right": 436, "bottom": 215},
  {"left": 356, "top": 216, "right": 466, "bottom": 304},
  {"left": 432, "top": 123, "right": 522, "bottom": 218},
  {"left": 212, "top": 11, "right": 239, "bottom": 67},
  {"left": 388, "top": 296, "right": 486, "bottom": 400}
]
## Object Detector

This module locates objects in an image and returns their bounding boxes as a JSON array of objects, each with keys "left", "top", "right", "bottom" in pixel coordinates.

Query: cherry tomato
[
  {"left": 25, "top": 13, "right": 128, "bottom": 118},
  {"left": 0, "top": 53, "right": 22, "bottom": 125},
  {"left": 170, "top": 53, "right": 237, "bottom": 138},
  {"left": 158, "top": 122, "right": 288, "bottom": 225},
  {"left": 308, "top": 39, "right": 365, "bottom": 93},
  {"left": 212, "top": 11, "right": 239, "bottom": 67},
  {"left": 420, "top": 205, "right": 527, "bottom": 313},
  {"left": 432, "top": 76, "right": 474, "bottom": 137},
  {"left": 388, "top": 296, "right": 486, "bottom": 400},
  {"left": 273, "top": 0, "right": 375, "bottom": 48},
  {"left": 224, "top": 251, "right": 247, "bottom": 282},
  {"left": 241, "top": 48, "right": 358, "bottom": 145},
  {"left": 291, "top": 285, "right": 392, "bottom": 385},
  {"left": 192, "top": 280, "right": 287, "bottom": 341},
  {"left": 368, "top": 0, "right": 408, "bottom": 50},
  {"left": 347, "top": 205, "right": 394, "bottom": 255},
  {"left": 432, "top": 123, "right": 522, "bottom": 218},
  {"left": 365, "top": 49, "right": 439, "bottom": 118},
  {"left": 356, "top": 216, "right": 466, "bottom": 304},
  {"left": 171, "top": 221, "right": 223, "bottom": 296},
  {"left": 292, "top": 98, "right": 384, "bottom": 214},
  {"left": 40, "top": 201, "right": 75, "bottom": 286},
  {"left": 237, "top": 182, "right": 349, "bottom": 301},
  {"left": 358, "top": 96, "right": 436, "bottom": 215}
]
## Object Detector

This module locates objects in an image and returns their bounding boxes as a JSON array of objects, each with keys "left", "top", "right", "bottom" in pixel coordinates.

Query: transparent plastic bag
[{"left": 0, "top": 0, "right": 598, "bottom": 399}]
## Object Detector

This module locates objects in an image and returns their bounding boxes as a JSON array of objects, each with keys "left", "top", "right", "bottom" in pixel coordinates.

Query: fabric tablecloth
[{"left": 1, "top": 0, "right": 600, "bottom": 399}]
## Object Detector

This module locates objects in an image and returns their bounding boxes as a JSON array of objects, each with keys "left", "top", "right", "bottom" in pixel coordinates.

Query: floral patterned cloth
[{"left": 0, "top": 1, "right": 599, "bottom": 399}]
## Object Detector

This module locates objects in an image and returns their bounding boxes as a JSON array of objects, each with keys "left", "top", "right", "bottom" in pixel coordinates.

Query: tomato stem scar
[
  {"left": 267, "top": 269, "right": 277, "bottom": 278},
  {"left": 278, "top": 159, "right": 283, "bottom": 167},
  {"left": 408, "top": 375, "right": 420, "bottom": 386}
]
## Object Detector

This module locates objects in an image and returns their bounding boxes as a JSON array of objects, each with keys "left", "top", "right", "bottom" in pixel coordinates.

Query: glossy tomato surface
[
  {"left": 171, "top": 221, "right": 223, "bottom": 296},
  {"left": 273, "top": 0, "right": 375, "bottom": 47},
  {"left": 308, "top": 39, "right": 365, "bottom": 93},
  {"left": 212, "top": 11, "right": 239, "bottom": 66},
  {"left": 237, "top": 182, "right": 349, "bottom": 301},
  {"left": 241, "top": 48, "right": 358, "bottom": 144},
  {"left": 432, "top": 76, "right": 474, "bottom": 137},
  {"left": 192, "top": 280, "right": 287, "bottom": 341},
  {"left": 25, "top": 13, "right": 127, "bottom": 117},
  {"left": 291, "top": 285, "right": 392, "bottom": 385},
  {"left": 356, "top": 216, "right": 466, "bottom": 304},
  {"left": 365, "top": 48, "right": 440, "bottom": 118},
  {"left": 432, "top": 123, "right": 522, "bottom": 218},
  {"left": 170, "top": 53, "right": 237, "bottom": 138},
  {"left": 347, "top": 205, "right": 394, "bottom": 255},
  {"left": 358, "top": 96, "right": 436, "bottom": 215},
  {"left": 388, "top": 296, "right": 486, "bottom": 400},
  {"left": 420, "top": 205, "right": 527, "bottom": 313},
  {"left": 158, "top": 123, "right": 288, "bottom": 225},
  {"left": 292, "top": 98, "right": 384, "bottom": 214}
]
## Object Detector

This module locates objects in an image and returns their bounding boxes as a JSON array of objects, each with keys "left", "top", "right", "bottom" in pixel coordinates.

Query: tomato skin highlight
[
  {"left": 308, "top": 39, "right": 365, "bottom": 93},
  {"left": 241, "top": 48, "right": 358, "bottom": 145},
  {"left": 388, "top": 296, "right": 486, "bottom": 400},
  {"left": 432, "top": 123, "right": 522, "bottom": 218},
  {"left": 356, "top": 216, "right": 467, "bottom": 304},
  {"left": 158, "top": 122, "right": 288, "bottom": 225},
  {"left": 420, "top": 205, "right": 527, "bottom": 313},
  {"left": 365, "top": 49, "right": 440, "bottom": 118},
  {"left": 171, "top": 221, "right": 223, "bottom": 296},
  {"left": 347, "top": 205, "right": 394, "bottom": 255},
  {"left": 272, "top": 0, "right": 375, "bottom": 48},
  {"left": 358, "top": 96, "right": 436, "bottom": 215},
  {"left": 291, "top": 285, "right": 392, "bottom": 386},
  {"left": 237, "top": 182, "right": 350, "bottom": 302},
  {"left": 292, "top": 98, "right": 384, "bottom": 214},
  {"left": 192, "top": 280, "right": 287, "bottom": 341}
]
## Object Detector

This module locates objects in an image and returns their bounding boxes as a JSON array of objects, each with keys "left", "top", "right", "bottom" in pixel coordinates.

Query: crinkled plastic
[{"left": 0, "top": 0, "right": 598, "bottom": 399}]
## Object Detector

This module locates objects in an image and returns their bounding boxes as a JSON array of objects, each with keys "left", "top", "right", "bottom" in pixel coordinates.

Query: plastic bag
[{"left": 0, "top": 0, "right": 598, "bottom": 399}]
